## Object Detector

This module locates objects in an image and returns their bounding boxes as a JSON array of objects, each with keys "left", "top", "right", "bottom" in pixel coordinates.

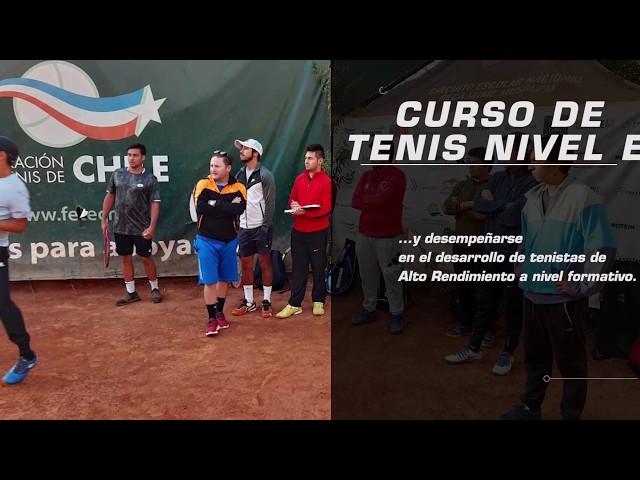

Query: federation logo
[{"left": 0, "top": 60, "right": 166, "bottom": 148}]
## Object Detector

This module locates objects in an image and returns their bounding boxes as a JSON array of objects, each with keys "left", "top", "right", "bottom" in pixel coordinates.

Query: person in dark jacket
[
  {"left": 192, "top": 151, "right": 247, "bottom": 337},
  {"left": 442, "top": 148, "right": 491, "bottom": 337},
  {"left": 446, "top": 133, "right": 538, "bottom": 375}
]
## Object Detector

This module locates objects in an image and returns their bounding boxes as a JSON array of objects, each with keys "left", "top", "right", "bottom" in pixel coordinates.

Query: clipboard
[{"left": 284, "top": 204, "right": 320, "bottom": 213}]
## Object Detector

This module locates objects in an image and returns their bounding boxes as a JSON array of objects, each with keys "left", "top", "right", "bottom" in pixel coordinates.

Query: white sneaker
[
  {"left": 492, "top": 352, "right": 514, "bottom": 375},
  {"left": 445, "top": 346, "right": 482, "bottom": 364}
]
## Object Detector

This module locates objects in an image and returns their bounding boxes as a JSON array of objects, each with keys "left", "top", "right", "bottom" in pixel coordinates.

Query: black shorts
[
  {"left": 238, "top": 226, "right": 272, "bottom": 257},
  {"left": 115, "top": 233, "right": 153, "bottom": 257}
]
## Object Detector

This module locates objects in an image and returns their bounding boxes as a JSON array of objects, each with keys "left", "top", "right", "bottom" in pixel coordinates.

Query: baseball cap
[
  {"left": 0, "top": 136, "right": 19, "bottom": 162},
  {"left": 234, "top": 138, "right": 263, "bottom": 157}
]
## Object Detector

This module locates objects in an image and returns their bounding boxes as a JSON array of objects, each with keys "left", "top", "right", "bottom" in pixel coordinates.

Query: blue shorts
[{"left": 194, "top": 235, "right": 239, "bottom": 285}]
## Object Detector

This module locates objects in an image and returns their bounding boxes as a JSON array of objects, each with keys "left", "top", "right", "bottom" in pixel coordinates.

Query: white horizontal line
[
  {"left": 548, "top": 377, "right": 638, "bottom": 380},
  {"left": 358, "top": 163, "right": 619, "bottom": 166}
]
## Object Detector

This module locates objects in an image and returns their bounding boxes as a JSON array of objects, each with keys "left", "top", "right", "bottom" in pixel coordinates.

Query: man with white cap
[{"left": 231, "top": 138, "right": 277, "bottom": 318}]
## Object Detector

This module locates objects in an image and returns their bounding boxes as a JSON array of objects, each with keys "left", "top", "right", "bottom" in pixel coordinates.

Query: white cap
[{"left": 234, "top": 138, "right": 263, "bottom": 157}]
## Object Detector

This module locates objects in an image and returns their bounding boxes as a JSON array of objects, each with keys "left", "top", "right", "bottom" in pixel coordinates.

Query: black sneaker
[
  {"left": 390, "top": 314, "right": 404, "bottom": 334},
  {"left": 151, "top": 288, "right": 162, "bottom": 304},
  {"left": 262, "top": 300, "right": 272, "bottom": 318},
  {"left": 116, "top": 291, "right": 141, "bottom": 306},
  {"left": 499, "top": 404, "right": 542, "bottom": 420},
  {"left": 352, "top": 308, "right": 376, "bottom": 326}
]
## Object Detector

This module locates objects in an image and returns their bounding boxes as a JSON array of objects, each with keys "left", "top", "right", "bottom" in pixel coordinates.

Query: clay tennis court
[
  {"left": 333, "top": 284, "right": 640, "bottom": 420},
  {"left": 1, "top": 276, "right": 330, "bottom": 419},
  {"left": 4, "top": 276, "right": 637, "bottom": 420}
]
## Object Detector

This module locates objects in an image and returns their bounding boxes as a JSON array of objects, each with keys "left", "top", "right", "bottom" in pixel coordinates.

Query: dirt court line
[{"left": 1, "top": 277, "right": 330, "bottom": 420}]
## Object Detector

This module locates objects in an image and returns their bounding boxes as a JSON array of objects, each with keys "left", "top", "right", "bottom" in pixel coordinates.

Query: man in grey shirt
[
  {"left": 101, "top": 143, "right": 162, "bottom": 306},
  {"left": 0, "top": 136, "right": 37, "bottom": 384}
]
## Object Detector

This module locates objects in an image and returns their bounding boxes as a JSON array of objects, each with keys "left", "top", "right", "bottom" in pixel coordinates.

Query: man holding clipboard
[{"left": 276, "top": 144, "right": 332, "bottom": 318}]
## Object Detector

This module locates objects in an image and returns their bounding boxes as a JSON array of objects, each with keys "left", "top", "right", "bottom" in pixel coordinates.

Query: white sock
[
  {"left": 149, "top": 279, "right": 159, "bottom": 291},
  {"left": 243, "top": 286, "right": 254, "bottom": 304},
  {"left": 125, "top": 281, "right": 135, "bottom": 294},
  {"left": 263, "top": 286, "right": 272, "bottom": 302}
]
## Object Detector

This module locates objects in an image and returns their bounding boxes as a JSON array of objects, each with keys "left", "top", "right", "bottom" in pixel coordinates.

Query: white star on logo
[{"left": 127, "top": 85, "right": 166, "bottom": 136}]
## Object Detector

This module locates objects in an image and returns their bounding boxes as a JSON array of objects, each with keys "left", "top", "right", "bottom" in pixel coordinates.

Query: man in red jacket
[
  {"left": 351, "top": 160, "right": 407, "bottom": 334},
  {"left": 276, "top": 144, "right": 332, "bottom": 318}
]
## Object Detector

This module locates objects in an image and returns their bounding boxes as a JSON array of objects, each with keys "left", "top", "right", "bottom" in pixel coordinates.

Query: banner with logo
[{"left": 0, "top": 60, "right": 329, "bottom": 280}]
